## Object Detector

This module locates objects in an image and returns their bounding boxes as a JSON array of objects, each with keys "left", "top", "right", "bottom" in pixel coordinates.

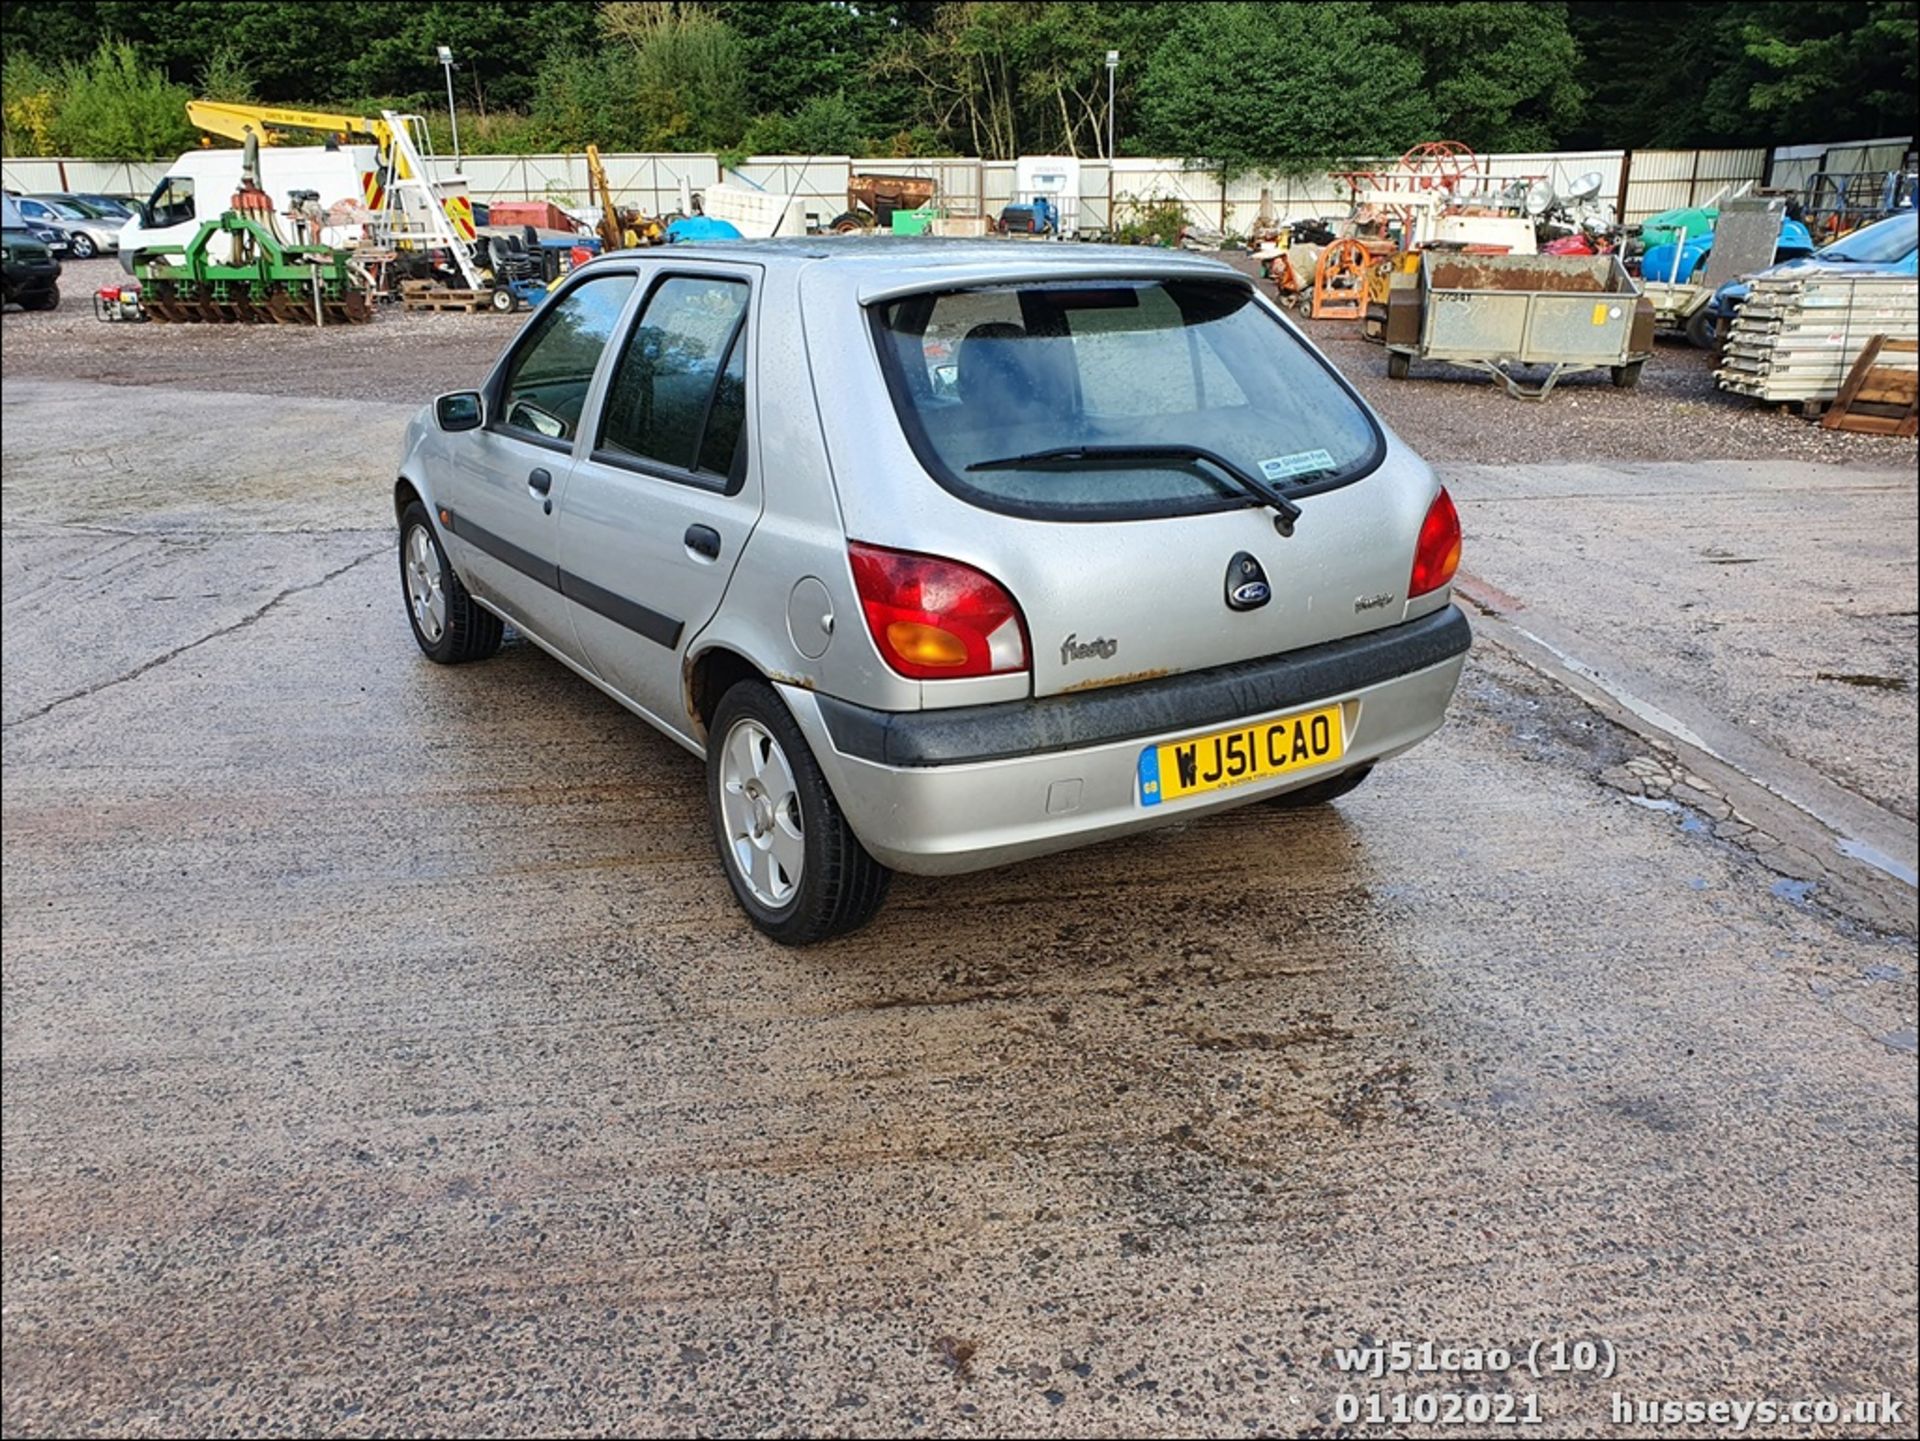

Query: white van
[{"left": 118, "top": 143, "right": 378, "bottom": 271}]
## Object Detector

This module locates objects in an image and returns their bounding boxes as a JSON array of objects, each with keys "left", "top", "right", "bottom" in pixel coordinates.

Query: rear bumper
[{"left": 782, "top": 605, "right": 1471, "bottom": 875}]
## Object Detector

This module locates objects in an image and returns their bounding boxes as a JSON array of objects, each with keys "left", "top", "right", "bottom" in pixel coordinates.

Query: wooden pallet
[
  {"left": 399, "top": 281, "right": 490, "bottom": 314},
  {"left": 1821, "top": 336, "right": 1920, "bottom": 436}
]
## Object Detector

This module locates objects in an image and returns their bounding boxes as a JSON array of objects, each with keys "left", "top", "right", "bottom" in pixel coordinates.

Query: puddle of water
[
  {"left": 1520, "top": 626, "right": 1918, "bottom": 899},
  {"left": 1862, "top": 963, "right": 1906, "bottom": 983},
  {"left": 1770, "top": 877, "right": 1818, "bottom": 905},
  {"left": 1835, "top": 837, "right": 1919, "bottom": 889},
  {"left": 1627, "top": 794, "right": 1710, "bottom": 834},
  {"left": 1881, "top": 1028, "right": 1918, "bottom": 1055}
]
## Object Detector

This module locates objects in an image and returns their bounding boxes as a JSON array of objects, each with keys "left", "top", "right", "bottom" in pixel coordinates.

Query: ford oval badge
[{"left": 1226, "top": 552, "right": 1271, "bottom": 611}]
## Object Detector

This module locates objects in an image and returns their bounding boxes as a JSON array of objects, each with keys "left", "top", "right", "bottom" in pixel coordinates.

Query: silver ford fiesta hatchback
[{"left": 395, "top": 239, "right": 1469, "bottom": 943}]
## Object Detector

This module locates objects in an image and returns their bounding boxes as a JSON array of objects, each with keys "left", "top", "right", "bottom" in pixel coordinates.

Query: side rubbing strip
[
  {"left": 559, "top": 569, "right": 683, "bottom": 649},
  {"left": 441, "top": 509, "right": 561, "bottom": 591},
  {"left": 440, "top": 509, "right": 682, "bottom": 650}
]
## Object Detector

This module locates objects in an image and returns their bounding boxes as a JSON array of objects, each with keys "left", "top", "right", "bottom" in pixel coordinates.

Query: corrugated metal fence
[
  {"left": 4, "top": 136, "right": 1908, "bottom": 234},
  {"left": 1617, "top": 148, "right": 1769, "bottom": 222},
  {"left": 1767, "top": 135, "right": 1915, "bottom": 197}
]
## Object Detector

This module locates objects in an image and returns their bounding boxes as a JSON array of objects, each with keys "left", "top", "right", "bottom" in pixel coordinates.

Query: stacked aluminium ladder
[{"left": 1716, "top": 273, "right": 1919, "bottom": 411}]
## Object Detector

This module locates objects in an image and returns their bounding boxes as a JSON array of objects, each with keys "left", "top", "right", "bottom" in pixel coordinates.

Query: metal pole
[
  {"left": 439, "top": 47, "right": 461, "bottom": 167},
  {"left": 1106, "top": 51, "right": 1118, "bottom": 161}
]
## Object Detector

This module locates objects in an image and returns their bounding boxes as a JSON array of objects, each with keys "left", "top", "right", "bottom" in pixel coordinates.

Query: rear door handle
[
  {"left": 527, "top": 467, "right": 552, "bottom": 495},
  {"left": 684, "top": 524, "right": 722, "bottom": 561}
]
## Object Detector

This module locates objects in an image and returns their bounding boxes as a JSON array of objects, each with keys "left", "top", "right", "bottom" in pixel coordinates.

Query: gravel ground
[
  {"left": 1, "top": 257, "right": 524, "bottom": 404},
  {"left": 1216, "top": 252, "right": 1919, "bottom": 467},
  {"left": 5, "top": 253, "right": 1915, "bottom": 468}
]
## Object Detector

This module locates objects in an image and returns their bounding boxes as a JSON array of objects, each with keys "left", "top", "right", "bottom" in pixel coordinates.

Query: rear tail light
[
  {"left": 848, "top": 542, "right": 1029, "bottom": 680},
  {"left": 1409, "top": 486, "right": 1462, "bottom": 597}
]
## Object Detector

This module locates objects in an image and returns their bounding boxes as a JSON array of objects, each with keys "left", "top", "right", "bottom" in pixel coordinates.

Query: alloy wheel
[
  {"left": 403, "top": 524, "right": 446, "bottom": 644},
  {"left": 718, "top": 718, "right": 805, "bottom": 908}
]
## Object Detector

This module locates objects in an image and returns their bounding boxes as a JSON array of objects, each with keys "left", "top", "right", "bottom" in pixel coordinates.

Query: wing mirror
[{"left": 435, "top": 391, "right": 485, "bottom": 432}]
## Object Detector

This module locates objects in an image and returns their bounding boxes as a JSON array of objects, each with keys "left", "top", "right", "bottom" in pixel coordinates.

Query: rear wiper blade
[{"left": 966, "top": 444, "right": 1305, "bottom": 534}]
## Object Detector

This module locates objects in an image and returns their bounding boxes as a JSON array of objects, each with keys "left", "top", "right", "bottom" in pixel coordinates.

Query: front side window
[
  {"left": 144, "top": 176, "right": 194, "bottom": 228},
  {"left": 598, "top": 274, "right": 750, "bottom": 484},
  {"left": 873, "top": 278, "right": 1381, "bottom": 520},
  {"left": 494, "top": 273, "right": 636, "bottom": 445}
]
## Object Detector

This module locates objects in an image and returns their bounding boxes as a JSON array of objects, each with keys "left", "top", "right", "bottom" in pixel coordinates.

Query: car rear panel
[{"left": 803, "top": 263, "right": 1442, "bottom": 701}]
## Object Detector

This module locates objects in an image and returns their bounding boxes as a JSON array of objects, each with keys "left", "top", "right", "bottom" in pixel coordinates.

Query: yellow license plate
[{"left": 1138, "top": 703, "right": 1345, "bottom": 806}]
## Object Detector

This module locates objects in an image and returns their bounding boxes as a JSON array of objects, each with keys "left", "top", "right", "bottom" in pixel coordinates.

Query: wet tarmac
[{"left": 2, "top": 378, "right": 1915, "bottom": 1436}]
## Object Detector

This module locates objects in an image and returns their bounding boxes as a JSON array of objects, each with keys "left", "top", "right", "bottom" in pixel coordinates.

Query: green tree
[
  {"left": 1567, "top": 0, "right": 1919, "bottom": 146},
  {"left": 48, "top": 39, "right": 196, "bottom": 158},
  {"left": 1137, "top": 2, "right": 1434, "bottom": 174},
  {"left": 2, "top": 52, "right": 63, "bottom": 155},
  {"left": 879, "top": 2, "right": 1176, "bottom": 158},
  {"left": 1386, "top": 2, "right": 1584, "bottom": 151},
  {"left": 1726, "top": 1, "right": 1918, "bottom": 141},
  {"left": 598, "top": 5, "right": 750, "bottom": 150},
  {"left": 526, "top": 46, "right": 647, "bottom": 150},
  {"left": 196, "top": 44, "right": 257, "bottom": 104},
  {"left": 740, "top": 93, "right": 873, "bottom": 156}
]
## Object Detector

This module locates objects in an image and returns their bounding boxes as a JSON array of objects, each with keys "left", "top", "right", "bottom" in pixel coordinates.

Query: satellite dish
[
  {"left": 1524, "top": 180, "right": 1555, "bottom": 216},
  {"left": 1566, "top": 171, "right": 1604, "bottom": 202}
]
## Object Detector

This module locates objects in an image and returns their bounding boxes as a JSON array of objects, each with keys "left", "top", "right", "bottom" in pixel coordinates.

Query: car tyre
[
  {"left": 24, "top": 286, "right": 60, "bottom": 312},
  {"left": 1267, "top": 764, "right": 1374, "bottom": 809},
  {"left": 709, "top": 680, "right": 892, "bottom": 945},
  {"left": 398, "top": 501, "right": 502, "bottom": 663},
  {"left": 1684, "top": 307, "right": 1718, "bottom": 350},
  {"left": 68, "top": 233, "right": 97, "bottom": 260}
]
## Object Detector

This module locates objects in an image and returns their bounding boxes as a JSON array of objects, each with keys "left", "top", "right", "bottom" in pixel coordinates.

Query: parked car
[
  {"left": 393, "top": 241, "right": 1470, "bottom": 942},
  {"left": 67, "top": 192, "right": 137, "bottom": 221},
  {"left": 18, "top": 194, "right": 122, "bottom": 258},
  {"left": 2, "top": 200, "right": 63, "bottom": 310},
  {"left": 1, "top": 193, "right": 70, "bottom": 255},
  {"left": 1705, "top": 209, "right": 1919, "bottom": 332}
]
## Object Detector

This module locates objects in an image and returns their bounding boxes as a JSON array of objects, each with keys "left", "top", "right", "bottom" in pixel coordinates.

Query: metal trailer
[{"left": 1383, "top": 251, "right": 1654, "bottom": 399}]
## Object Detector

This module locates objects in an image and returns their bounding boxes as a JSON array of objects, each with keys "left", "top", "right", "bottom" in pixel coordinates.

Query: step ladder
[{"left": 372, "top": 111, "right": 485, "bottom": 291}]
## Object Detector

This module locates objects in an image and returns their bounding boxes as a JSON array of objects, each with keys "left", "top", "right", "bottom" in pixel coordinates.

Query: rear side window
[
  {"left": 873, "top": 279, "right": 1381, "bottom": 520},
  {"left": 598, "top": 274, "right": 750, "bottom": 485},
  {"left": 494, "top": 273, "right": 636, "bottom": 445}
]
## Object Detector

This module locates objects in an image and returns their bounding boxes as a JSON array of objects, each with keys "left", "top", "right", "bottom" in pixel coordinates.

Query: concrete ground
[{"left": 3, "top": 338, "right": 1916, "bottom": 1435}]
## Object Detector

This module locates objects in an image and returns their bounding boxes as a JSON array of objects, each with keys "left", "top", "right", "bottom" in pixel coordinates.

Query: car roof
[{"left": 584, "top": 236, "right": 1242, "bottom": 304}]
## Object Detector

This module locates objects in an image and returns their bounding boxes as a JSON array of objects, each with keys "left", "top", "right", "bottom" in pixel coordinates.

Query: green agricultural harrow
[{"left": 139, "top": 211, "right": 373, "bottom": 325}]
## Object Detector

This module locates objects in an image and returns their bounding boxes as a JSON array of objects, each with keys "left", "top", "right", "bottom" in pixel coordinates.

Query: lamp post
[
  {"left": 436, "top": 45, "right": 461, "bottom": 167},
  {"left": 1105, "top": 50, "right": 1119, "bottom": 161}
]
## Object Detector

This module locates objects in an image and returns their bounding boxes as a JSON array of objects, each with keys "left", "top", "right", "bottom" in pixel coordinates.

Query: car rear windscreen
[{"left": 871, "top": 278, "right": 1381, "bottom": 520}]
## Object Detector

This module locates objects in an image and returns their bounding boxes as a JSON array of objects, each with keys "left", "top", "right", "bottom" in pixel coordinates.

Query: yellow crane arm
[
  {"left": 586, "top": 144, "right": 623, "bottom": 252},
  {"left": 186, "top": 101, "right": 389, "bottom": 149}
]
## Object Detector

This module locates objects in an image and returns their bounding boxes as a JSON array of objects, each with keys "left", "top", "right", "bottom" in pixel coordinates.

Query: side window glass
[
  {"left": 496, "top": 274, "right": 636, "bottom": 444},
  {"left": 145, "top": 177, "right": 194, "bottom": 228},
  {"left": 696, "top": 331, "right": 747, "bottom": 478},
  {"left": 600, "top": 275, "right": 750, "bottom": 475}
]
